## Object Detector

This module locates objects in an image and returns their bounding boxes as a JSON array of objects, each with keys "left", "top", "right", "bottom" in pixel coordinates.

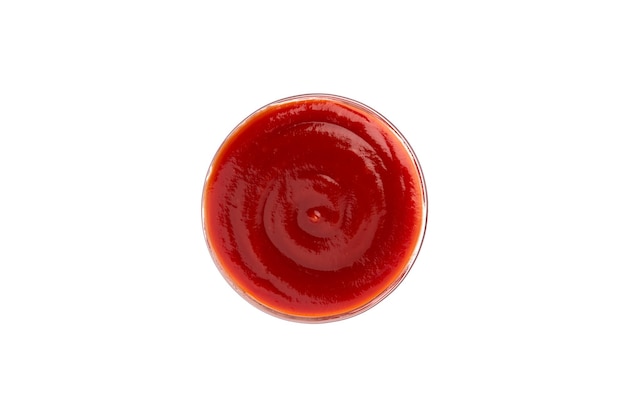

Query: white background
[{"left": 1, "top": 1, "right": 625, "bottom": 415}]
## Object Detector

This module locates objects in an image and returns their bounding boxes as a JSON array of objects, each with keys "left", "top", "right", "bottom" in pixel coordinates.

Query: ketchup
[{"left": 202, "top": 94, "right": 427, "bottom": 322}]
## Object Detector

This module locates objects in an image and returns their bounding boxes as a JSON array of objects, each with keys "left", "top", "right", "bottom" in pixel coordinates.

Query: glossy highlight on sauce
[{"left": 202, "top": 94, "right": 427, "bottom": 322}]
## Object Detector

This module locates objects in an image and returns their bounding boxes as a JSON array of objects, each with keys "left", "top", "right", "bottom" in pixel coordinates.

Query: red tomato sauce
[{"left": 202, "top": 95, "right": 427, "bottom": 321}]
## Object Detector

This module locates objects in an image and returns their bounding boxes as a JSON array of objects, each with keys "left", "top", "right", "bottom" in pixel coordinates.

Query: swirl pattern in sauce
[{"left": 202, "top": 95, "right": 427, "bottom": 322}]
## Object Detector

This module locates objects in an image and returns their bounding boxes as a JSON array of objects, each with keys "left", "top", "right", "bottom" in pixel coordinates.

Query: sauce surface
[{"left": 202, "top": 95, "right": 426, "bottom": 321}]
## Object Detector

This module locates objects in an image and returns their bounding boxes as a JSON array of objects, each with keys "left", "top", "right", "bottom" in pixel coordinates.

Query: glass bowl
[{"left": 202, "top": 94, "right": 427, "bottom": 323}]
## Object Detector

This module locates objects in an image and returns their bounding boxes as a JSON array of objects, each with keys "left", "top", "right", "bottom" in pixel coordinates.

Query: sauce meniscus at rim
[{"left": 202, "top": 94, "right": 427, "bottom": 322}]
